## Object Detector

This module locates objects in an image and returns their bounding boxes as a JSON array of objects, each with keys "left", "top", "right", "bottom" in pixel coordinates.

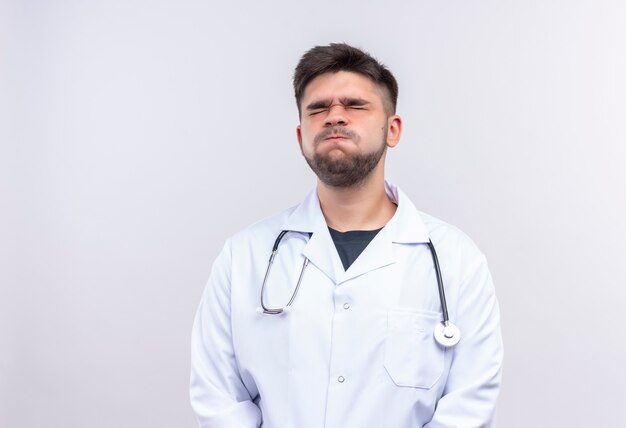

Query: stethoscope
[{"left": 258, "top": 230, "right": 461, "bottom": 347}]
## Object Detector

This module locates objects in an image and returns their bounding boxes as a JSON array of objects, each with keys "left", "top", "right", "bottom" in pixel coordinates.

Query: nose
[{"left": 324, "top": 103, "right": 348, "bottom": 127}]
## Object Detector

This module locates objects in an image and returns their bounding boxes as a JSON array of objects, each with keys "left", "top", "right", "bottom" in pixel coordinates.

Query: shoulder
[
  {"left": 390, "top": 182, "right": 484, "bottom": 261},
  {"left": 417, "top": 210, "right": 487, "bottom": 270},
  {"left": 419, "top": 211, "right": 478, "bottom": 246},
  {"left": 229, "top": 204, "right": 299, "bottom": 248}
]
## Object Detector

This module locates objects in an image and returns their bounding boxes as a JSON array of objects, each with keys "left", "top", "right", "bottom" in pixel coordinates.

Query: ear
[
  {"left": 386, "top": 115, "right": 402, "bottom": 148},
  {"left": 296, "top": 125, "right": 304, "bottom": 155}
]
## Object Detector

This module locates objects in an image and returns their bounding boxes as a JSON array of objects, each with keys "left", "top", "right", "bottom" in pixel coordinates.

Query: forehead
[{"left": 301, "top": 71, "right": 385, "bottom": 104}]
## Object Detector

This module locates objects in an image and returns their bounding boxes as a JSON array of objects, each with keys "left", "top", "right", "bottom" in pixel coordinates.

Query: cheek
[
  {"left": 299, "top": 124, "right": 316, "bottom": 142},
  {"left": 298, "top": 131, "right": 315, "bottom": 155}
]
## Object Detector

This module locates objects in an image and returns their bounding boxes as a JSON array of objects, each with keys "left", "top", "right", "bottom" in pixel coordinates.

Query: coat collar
[
  {"left": 382, "top": 181, "right": 431, "bottom": 244},
  {"left": 280, "top": 181, "right": 431, "bottom": 284}
]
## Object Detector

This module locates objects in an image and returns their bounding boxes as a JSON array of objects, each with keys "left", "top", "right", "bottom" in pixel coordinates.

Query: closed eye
[
  {"left": 305, "top": 100, "right": 331, "bottom": 116},
  {"left": 308, "top": 108, "right": 329, "bottom": 116},
  {"left": 305, "top": 98, "right": 370, "bottom": 116}
]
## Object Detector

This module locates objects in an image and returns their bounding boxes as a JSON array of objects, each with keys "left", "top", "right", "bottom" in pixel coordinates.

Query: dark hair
[{"left": 293, "top": 43, "right": 398, "bottom": 116}]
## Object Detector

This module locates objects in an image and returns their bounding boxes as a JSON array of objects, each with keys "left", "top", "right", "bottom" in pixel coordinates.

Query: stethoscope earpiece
[{"left": 256, "top": 307, "right": 290, "bottom": 315}]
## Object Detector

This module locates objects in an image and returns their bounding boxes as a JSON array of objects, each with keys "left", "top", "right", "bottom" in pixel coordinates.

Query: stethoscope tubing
[
  {"left": 259, "top": 230, "right": 460, "bottom": 346},
  {"left": 260, "top": 231, "right": 309, "bottom": 315},
  {"left": 427, "top": 239, "right": 450, "bottom": 324}
]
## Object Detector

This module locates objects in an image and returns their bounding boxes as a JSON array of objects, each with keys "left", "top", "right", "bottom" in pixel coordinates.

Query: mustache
[{"left": 314, "top": 127, "right": 359, "bottom": 144}]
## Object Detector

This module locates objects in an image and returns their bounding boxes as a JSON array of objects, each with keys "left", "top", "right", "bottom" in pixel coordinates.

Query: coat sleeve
[
  {"left": 425, "top": 252, "right": 503, "bottom": 428},
  {"left": 190, "top": 239, "right": 262, "bottom": 428}
]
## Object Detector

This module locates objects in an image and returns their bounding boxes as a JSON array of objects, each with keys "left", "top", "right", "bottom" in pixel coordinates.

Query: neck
[{"left": 316, "top": 166, "right": 397, "bottom": 232}]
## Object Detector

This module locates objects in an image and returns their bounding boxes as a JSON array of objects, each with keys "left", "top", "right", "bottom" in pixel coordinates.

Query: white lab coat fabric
[{"left": 190, "top": 182, "right": 503, "bottom": 428}]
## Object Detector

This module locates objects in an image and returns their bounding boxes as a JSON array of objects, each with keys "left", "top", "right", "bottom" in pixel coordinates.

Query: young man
[{"left": 191, "top": 43, "right": 503, "bottom": 427}]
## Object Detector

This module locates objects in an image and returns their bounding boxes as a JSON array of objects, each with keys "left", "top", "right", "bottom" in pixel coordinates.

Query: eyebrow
[
  {"left": 305, "top": 97, "right": 370, "bottom": 111},
  {"left": 341, "top": 97, "right": 369, "bottom": 107},
  {"left": 305, "top": 100, "right": 332, "bottom": 111}
]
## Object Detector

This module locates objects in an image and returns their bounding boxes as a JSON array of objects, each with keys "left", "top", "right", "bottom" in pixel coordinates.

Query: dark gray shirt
[{"left": 328, "top": 227, "right": 383, "bottom": 270}]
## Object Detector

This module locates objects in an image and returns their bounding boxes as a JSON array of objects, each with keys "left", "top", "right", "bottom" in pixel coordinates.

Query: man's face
[{"left": 296, "top": 71, "right": 401, "bottom": 188}]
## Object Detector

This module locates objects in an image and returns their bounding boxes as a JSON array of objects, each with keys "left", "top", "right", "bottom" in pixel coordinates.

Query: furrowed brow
[
  {"left": 305, "top": 99, "right": 332, "bottom": 111},
  {"left": 340, "top": 97, "right": 369, "bottom": 107}
]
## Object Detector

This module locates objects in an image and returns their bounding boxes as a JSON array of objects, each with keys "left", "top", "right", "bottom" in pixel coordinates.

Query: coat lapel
[
  {"left": 280, "top": 189, "right": 343, "bottom": 283},
  {"left": 280, "top": 182, "right": 432, "bottom": 286},
  {"left": 336, "top": 226, "right": 396, "bottom": 284}
]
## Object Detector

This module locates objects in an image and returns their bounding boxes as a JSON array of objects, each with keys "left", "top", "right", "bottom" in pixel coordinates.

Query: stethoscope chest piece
[{"left": 434, "top": 321, "right": 461, "bottom": 347}]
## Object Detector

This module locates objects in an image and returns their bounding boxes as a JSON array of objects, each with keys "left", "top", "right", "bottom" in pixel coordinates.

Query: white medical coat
[{"left": 191, "top": 182, "right": 503, "bottom": 428}]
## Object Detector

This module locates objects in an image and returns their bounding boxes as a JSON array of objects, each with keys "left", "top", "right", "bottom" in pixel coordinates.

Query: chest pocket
[{"left": 383, "top": 309, "right": 445, "bottom": 389}]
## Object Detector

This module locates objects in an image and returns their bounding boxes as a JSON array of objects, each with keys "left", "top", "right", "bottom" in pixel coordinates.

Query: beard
[{"left": 304, "top": 126, "right": 388, "bottom": 188}]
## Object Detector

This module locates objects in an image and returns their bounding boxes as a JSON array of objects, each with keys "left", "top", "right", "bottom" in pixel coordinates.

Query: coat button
[
  {"left": 338, "top": 376, "right": 345, "bottom": 383},
  {"left": 343, "top": 303, "right": 350, "bottom": 310}
]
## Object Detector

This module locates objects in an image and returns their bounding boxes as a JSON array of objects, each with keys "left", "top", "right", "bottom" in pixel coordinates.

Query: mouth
[
  {"left": 314, "top": 127, "right": 358, "bottom": 145},
  {"left": 324, "top": 134, "right": 350, "bottom": 141}
]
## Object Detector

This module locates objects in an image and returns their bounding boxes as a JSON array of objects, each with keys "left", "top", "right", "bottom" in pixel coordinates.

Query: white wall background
[{"left": 2, "top": 0, "right": 625, "bottom": 427}]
